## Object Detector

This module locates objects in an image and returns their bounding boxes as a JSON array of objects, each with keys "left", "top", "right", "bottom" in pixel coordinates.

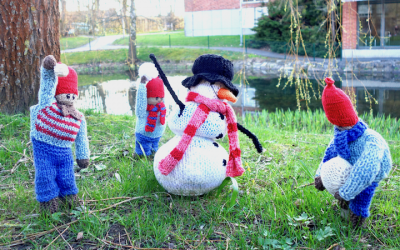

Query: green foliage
[{"left": 250, "top": 0, "right": 340, "bottom": 57}]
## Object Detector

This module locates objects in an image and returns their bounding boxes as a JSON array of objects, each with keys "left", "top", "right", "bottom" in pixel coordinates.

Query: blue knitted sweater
[
  {"left": 30, "top": 67, "right": 90, "bottom": 160},
  {"left": 316, "top": 121, "right": 392, "bottom": 201},
  {"left": 135, "top": 84, "right": 166, "bottom": 138}
]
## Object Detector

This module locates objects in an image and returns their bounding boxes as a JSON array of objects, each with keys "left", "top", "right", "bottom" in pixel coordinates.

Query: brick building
[
  {"left": 342, "top": 0, "right": 400, "bottom": 58},
  {"left": 184, "top": 0, "right": 267, "bottom": 36}
]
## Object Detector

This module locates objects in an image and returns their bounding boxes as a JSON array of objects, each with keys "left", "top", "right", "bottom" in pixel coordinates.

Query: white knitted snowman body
[
  {"left": 320, "top": 157, "right": 353, "bottom": 195},
  {"left": 154, "top": 82, "right": 230, "bottom": 196}
]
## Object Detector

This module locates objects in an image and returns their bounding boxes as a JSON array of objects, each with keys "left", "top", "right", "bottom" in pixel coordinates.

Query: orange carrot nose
[{"left": 217, "top": 88, "right": 237, "bottom": 103}]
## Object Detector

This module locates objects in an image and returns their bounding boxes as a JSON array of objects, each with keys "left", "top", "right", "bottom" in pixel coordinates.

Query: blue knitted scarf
[{"left": 331, "top": 120, "right": 368, "bottom": 160}]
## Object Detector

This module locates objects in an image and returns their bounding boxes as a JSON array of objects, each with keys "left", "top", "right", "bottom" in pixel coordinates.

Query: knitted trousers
[
  {"left": 135, "top": 133, "right": 161, "bottom": 156},
  {"left": 349, "top": 182, "right": 378, "bottom": 218},
  {"left": 32, "top": 137, "right": 78, "bottom": 202}
]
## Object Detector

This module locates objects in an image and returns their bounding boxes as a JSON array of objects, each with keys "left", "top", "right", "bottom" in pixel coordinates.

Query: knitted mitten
[
  {"left": 314, "top": 176, "right": 325, "bottom": 191},
  {"left": 40, "top": 198, "right": 59, "bottom": 214},
  {"left": 77, "top": 159, "right": 89, "bottom": 168}
]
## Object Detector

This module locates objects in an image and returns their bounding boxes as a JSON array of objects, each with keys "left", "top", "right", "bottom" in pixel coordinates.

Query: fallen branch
[
  {"left": 43, "top": 226, "right": 70, "bottom": 250},
  {"left": 53, "top": 224, "right": 73, "bottom": 250},
  {"left": 368, "top": 226, "right": 386, "bottom": 247},
  {"left": 85, "top": 196, "right": 132, "bottom": 202},
  {"left": 90, "top": 231, "right": 175, "bottom": 250},
  {"left": 296, "top": 182, "right": 314, "bottom": 189},
  {"left": 0, "top": 196, "right": 149, "bottom": 247},
  {"left": 326, "top": 243, "right": 339, "bottom": 250}
]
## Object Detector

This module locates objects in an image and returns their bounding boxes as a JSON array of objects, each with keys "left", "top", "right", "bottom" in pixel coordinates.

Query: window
[
  {"left": 358, "top": 0, "right": 400, "bottom": 47},
  {"left": 384, "top": 2, "right": 400, "bottom": 45},
  {"left": 358, "top": 2, "right": 382, "bottom": 46}
]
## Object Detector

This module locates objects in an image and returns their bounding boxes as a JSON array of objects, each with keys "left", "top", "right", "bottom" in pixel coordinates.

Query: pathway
[{"left": 61, "top": 35, "right": 395, "bottom": 62}]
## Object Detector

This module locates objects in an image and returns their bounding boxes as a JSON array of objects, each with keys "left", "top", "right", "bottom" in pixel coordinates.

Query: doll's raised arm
[
  {"left": 149, "top": 54, "right": 185, "bottom": 115},
  {"left": 38, "top": 56, "right": 69, "bottom": 109}
]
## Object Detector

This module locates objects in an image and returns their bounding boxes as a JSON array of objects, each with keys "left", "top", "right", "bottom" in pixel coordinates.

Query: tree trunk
[
  {"left": 128, "top": 0, "right": 138, "bottom": 80},
  {"left": 61, "top": 0, "right": 66, "bottom": 36},
  {"left": 122, "top": 0, "right": 128, "bottom": 34},
  {"left": 0, "top": 0, "right": 60, "bottom": 114}
]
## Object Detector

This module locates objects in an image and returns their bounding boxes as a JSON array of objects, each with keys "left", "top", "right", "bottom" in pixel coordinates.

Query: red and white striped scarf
[
  {"left": 158, "top": 92, "right": 243, "bottom": 177},
  {"left": 145, "top": 102, "right": 166, "bottom": 132}
]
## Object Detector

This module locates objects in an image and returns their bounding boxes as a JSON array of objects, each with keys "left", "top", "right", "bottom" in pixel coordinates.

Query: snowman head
[
  {"left": 190, "top": 80, "right": 237, "bottom": 103},
  {"left": 182, "top": 54, "right": 239, "bottom": 100}
]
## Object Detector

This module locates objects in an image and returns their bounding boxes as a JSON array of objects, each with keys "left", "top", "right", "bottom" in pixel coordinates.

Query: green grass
[
  {"left": 61, "top": 47, "right": 261, "bottom": 65},
  {"left": 60, "top": 36, "right": 92, "bottom": 50},
  {"left": 78, "top": 74, "right": 129, "bottom": 86},
  {"left": 0, "top": 110, "right": 399, "bottom": 249},
  {"left": 113, "top": 31, "right": 255, "bottom": 48}
]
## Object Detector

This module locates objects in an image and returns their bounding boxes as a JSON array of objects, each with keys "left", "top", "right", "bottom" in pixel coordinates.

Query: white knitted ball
[
  {"left": 320, "top": 157, "right": 353, "bottom": 195},
  {"left": 138, "top": 62, "right": 158, "bottom": 81}
]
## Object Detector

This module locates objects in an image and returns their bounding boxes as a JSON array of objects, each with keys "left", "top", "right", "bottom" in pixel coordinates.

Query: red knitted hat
[
  {"left": 146, "top": 77, "right": 164, "bottom": 98},
  {"left": 322, "top": 77, "right": 358, "bottom": 127},
  {"left": 56, "top": 66, "right": 78, "bottom": 96}
]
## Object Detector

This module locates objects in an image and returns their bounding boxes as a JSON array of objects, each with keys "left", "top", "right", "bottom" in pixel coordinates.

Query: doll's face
[
  {"left": 147, "top": 97, "right": 164, "bottom": 105},
  {"left": 337, "top": 125, "right": 354, "bottom": 131},
  {"left": 55, "top": 93, "right": 78, "bottom": 105}
]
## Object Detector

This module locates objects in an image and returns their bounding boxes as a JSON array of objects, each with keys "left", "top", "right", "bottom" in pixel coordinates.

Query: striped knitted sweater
[
  {"left": 316, "top": 123, "right": 392, "bottom": 201},
  {"left": 135, "top": 83, "right": 166, "bottom": 138},
  {"left": 30, "top": 67, "right": 90, "bottom": 160}
]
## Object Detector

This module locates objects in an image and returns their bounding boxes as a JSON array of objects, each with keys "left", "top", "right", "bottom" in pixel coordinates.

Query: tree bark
[
  {"left": 0, "top": 0, "right": 60, "bottom": 114},
  {"left": 61, "top": 0, "right": 66, "bottom": 36},
  {"left": 122, "top": 0, "right": 127, "bottom": 34},
  {"left": 128, "top": 0, "right": 138, "bottom": 80}
]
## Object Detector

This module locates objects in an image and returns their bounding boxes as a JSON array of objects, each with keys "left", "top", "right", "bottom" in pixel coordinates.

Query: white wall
[
  {"left": 184, "top": 7, "right": 267, "bottom": 36},
  {"left": 342, "top": 49, "right": 400, "bottom": 58}
]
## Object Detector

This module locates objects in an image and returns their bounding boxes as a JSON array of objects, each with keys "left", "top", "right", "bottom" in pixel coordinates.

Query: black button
[{"left": 222, "top": 159, "right": 227, "bottom": 166}]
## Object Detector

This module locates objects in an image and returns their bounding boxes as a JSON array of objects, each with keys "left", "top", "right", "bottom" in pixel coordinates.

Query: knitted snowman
[
  {"left": 315, "top": 77, "right": 392, "bottom": 228},
  {"left": 30, "top": 55, "right": 90, "bottom": 213},
  {"left": 134, "top": 63, "right": 166, "bottom": 157},
  {"left": 151, "top": 54, "right": 262, "bottom": 196}
]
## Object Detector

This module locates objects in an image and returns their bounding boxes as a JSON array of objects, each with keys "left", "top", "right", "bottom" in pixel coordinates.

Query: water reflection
[{"left": 76, "top": 74, "right": 400, "bottom": 119}]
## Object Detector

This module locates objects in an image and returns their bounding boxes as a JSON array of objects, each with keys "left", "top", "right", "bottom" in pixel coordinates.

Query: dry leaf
[{"left": 76, "top": 232, "right": 84, "bottom": 241}]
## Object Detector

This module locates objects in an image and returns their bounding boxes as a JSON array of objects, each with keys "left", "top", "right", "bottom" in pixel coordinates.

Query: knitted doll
[
  {"left": 315, "top": 77, "right": 392, "bottom": 228},
  {"left": 149, "top": 54, "right": 263, "bottom": 196},
  {"left": 134, "top": 63, "right": 166, "bottom": 158},
  {"left": 30, "top": 55, "right": 90, "bottom": 213}
]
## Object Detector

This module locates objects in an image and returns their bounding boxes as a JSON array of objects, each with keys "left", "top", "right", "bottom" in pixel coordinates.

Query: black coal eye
[
  {"left": 156, "top": 97, "right": 159, "bottom": 100},
  {"left": 72, "top": 95, "right": 75, "bottom": 100},
  {"left": 67, "top": 94, "right": 70, "bottom": 99}
]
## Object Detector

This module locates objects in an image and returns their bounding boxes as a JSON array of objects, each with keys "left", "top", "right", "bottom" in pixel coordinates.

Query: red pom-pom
[{"left": 325, "top": 77, "right": 335, "bottom": 86}]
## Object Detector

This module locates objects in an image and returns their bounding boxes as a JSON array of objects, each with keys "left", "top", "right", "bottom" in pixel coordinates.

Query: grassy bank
[
  {"left": 61, "top": 47, "right": 261, "bottom": 65},
  {"left": 60, "top": 36, "right": 93, "bottom": 50},
  {"left": 78, "top": 74, "right": 129, "bottom": 86},
  {"left": 113, "top": 31, "right": 253, "bottom": 48},
  {"left": 0, "top": 111, "right": 399, "bottom": 249}
]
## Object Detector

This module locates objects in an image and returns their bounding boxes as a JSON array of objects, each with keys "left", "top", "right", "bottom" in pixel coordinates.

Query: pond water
[{"left": 76, "top": 72, "right": 400, "bottom": 119}]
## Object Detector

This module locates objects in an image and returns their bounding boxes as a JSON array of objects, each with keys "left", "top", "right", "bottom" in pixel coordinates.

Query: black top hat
[{"left": 182, "top": 54, "right": 239, "bottom": 97}]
